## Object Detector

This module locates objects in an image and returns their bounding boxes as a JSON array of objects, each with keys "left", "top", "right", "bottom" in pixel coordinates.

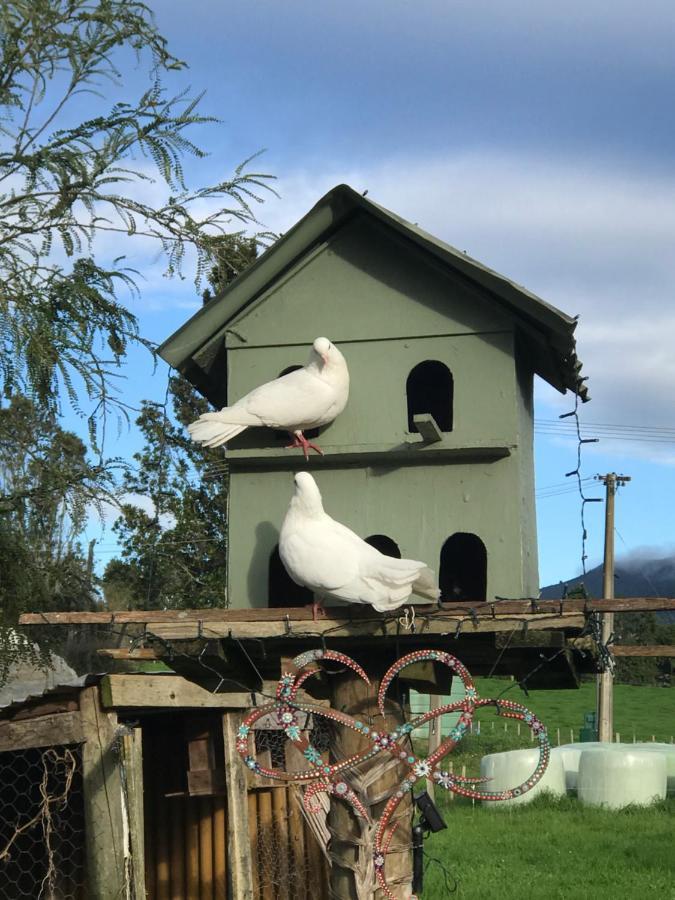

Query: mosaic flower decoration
[{"left": 237, "top": 647, "right": 550, "bottom": 900}]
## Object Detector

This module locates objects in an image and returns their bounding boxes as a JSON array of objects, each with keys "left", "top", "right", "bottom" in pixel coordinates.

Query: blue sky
[{"left": 76, "top": 0, "right": 675, "bottom": 587}]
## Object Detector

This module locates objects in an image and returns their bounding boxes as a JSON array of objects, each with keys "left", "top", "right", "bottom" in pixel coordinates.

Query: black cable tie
[
  {"left": 490, "top": 603, "right": 496, "bottom": 618},
  {"left": 565, "top": 469, "right": 578, "bottom": 478},
  {"left": 284, "top": 615, "right": 291, "bottom": 636},
  {"left": 197, "top": 620, "right": 203, "bottom": 639},
  {"left": 521, "top": 620, "right": 529, "bottom": 636},
  {"left": 469, "top": 608, "right": 479, "bottom": 626},
  {"left": 454, "top": 620, "right": 462, "bottom": 639},
  {"left": 580, "top": 438, "right": 599, "bottom": 444},
  {"left": 559, "top": 411, "right": 576, "bottom": 419}
]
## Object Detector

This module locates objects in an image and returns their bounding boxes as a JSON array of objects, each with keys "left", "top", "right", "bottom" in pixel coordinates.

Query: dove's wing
[{"left": 239, "top": 367, "right": 335, "bottom": 429}]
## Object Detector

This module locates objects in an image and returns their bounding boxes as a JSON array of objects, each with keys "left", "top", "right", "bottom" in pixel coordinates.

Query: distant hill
[{"left": 541, "top": 556, "right": 675, "bottom": 624}]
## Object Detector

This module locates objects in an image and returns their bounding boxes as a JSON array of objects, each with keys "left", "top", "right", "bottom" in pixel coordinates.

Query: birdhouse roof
[{"left": 159, "top": 184, "right": 588, "bottom": 404}]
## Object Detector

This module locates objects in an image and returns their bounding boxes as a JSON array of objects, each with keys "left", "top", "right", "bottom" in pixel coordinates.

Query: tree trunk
[{"left": 327, "top": 665, "right": 413, "bottom": 900}]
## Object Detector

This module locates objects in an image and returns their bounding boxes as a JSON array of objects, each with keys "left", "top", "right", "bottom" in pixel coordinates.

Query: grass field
[
  {"left": 413, "top": 680, "right": 674, "bottom": 898},
  {"left": 421, "top": 795, "right": 675, "bottom": 900}
]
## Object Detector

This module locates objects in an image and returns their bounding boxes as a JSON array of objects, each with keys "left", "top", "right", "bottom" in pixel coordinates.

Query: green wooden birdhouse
[{"left": 159, "top": 185, "right": 587, "bottom": 610}]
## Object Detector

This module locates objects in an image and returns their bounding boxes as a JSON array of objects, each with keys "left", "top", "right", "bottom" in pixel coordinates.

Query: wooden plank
[
  {"left": 0, "top": 711, "right": 83, "bottom": 752},
  {"left": 101, "top": 675, "right": 260, "bottom": 710},
  {"left": 121, "top": 728, "right": 146, "bottom": 900},
  {"left": 147, "top": 613, "right": 587, "bottom": 641},
  {"left": 199, "top": 797, "right": 214, "bottom": 900},
  {"left": 257, "top": 789, "right": 276, "bottom": 900},
  {"left": 186, "top": 798, "right": 201, "bottom": 900},
  {"left": 169, "top": 797, "right": 186, "bottom": 900},
  {"left": 272, "top": 787, "right": 290, "bottom": 892},
  {"left": 213, "top": 795, "right": 227, "bottom": 900},
  {"left": 79, "top": 686, "right": 126, "bottom": 900},
  {"left": 19, "top": 597, "right": 675, "bottom": 626},
  {"left": 97, "top": 647, "right": 162, "bottom": 660},
  {"left": 426, "top": 694, "right": 443, "bottom": 801},
  {"left": 222, "top": 712, "right": 254, "bottom": 900},
  {"left": 612, "top": 645, "right": 675, "bottom": 657},
  {"left": 248, "top": 792, "right": 260, "bottom": 900}
]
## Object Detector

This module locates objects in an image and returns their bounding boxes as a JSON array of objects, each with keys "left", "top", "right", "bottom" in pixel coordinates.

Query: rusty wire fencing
[{"left": 0, "top": 745, "right": 85, "bottom": 899}]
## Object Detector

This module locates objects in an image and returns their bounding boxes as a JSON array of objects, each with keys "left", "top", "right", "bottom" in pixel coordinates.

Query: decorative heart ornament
[{"left": 237, "top": 648, "right": 550, "bottom": 900}]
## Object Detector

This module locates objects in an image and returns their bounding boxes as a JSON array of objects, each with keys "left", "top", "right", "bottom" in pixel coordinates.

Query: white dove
[
  {"left": 187, "top": 337, "right": 349, "bottom": 459},
  {"left": 279, "top": 472, "right": 440, "bottom": 619}
]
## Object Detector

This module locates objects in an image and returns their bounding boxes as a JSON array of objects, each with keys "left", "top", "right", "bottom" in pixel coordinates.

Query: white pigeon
[
  {"left": 279, "top": 472, "right": 440, "bottom": 618},
  {"left": 187, "top": 337, "right": 349, "bottom": 459}
]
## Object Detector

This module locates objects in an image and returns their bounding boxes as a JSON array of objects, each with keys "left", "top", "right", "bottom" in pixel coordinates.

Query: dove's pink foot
[
  {"left": 285, "top": 431, "right": 324, "bottom": 460},
  {"left": 306, "top": 598, "right": 326, "bottom": 621}
]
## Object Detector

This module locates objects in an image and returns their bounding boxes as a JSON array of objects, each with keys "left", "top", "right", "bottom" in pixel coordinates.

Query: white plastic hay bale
[
  {"left": 480, "top": 747, "right": 566, "bottom": 808},
  {"left": 551, "top": 742, "right": 617, "bottom": 792},
  {"left": 632, "top": 743, "right": 675, "bottom": 794},
  {"left": 577, "top": 748, "right": 667, "bottom": 809}
]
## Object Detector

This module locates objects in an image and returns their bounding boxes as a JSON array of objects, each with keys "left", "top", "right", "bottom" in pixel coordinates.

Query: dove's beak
[{"left": 320, "top": 353, "right": 329, "bottom": 365}]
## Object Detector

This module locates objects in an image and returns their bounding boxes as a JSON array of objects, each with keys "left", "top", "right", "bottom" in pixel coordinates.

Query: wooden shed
[{"left": 0, "top": 670, "right": 330, "bottom": 900}]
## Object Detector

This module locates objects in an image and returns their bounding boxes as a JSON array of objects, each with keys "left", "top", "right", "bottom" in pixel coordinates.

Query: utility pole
[{"left": 597, "top": 473, "right": 630, "bottom": 741}]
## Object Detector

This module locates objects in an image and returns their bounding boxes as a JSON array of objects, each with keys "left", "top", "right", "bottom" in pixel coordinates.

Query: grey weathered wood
[
  {"left": 121, "top": 728, "right": 146, "bottom": 900},
  {"left": 426, "top": 694, "right": 444, "bottom": 801},
  {"left": 0, "top": 711, "right": 83, "bottom": 752},
  {"left": 80, "top": 686, "right": 126, "bottom": 900},
  {"left": 145, "top": 613, "right": 587, "bottom": 641},
  {"left": 222, "top": 711, "right": 254, "bottom": 900},
  {"left": 99, "top": 674, "right": 320, "bottom": 710},
  {"left": 612, "top": 645, "right": 675, "bottom": 657},
  {"left": 20, "top": 597, "right": 675, "bottom": 626}
]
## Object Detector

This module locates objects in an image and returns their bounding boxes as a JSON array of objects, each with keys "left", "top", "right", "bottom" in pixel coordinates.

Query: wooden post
[
  {"left": 327, "top": 664, "right": 413, "bottom": 900},
  {"left": 597, "top": 473, "right": 630, "bottom": 742},
  {"left": 121, "top": 727, "right": 146, "bottom": 900},
  {"left": 79, "top": 686, "right": 126, "bottom": 900},
  {"left": 222, "top": 712, "right": 254, "bottom": 900}
]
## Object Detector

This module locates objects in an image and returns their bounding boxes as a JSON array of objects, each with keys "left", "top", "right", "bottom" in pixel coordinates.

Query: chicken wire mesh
[
  {"left": 252, "top": 721, "right": 331, "bottom": 900},
  {"left": 0, "top": 745, "right": 85, "bottom": 900}
]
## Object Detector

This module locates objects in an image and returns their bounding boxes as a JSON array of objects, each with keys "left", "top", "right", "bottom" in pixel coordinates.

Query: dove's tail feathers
[
  {"left": 412, "top": 566, "right": 441, "bottom": 602},
  {"left": 187, "top": 417, "right": 248, "bottom": 448}
]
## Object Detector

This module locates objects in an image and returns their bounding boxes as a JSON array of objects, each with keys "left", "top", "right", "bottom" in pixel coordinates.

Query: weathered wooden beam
[
  {"left": 80, "top": 686, "right": 126, "bottom": 900},
  {"left": 121, "top": 727, "right": 146, "bottom": 900},
  {"left": 413, "top": 413, "right": 443, "bottom": 443},
  {"left": 222, "top": 711, "right": 254, "bottom": 900},
  {"left": 612, "top": 645, "right": 675, "bottom": 657},
  {"left": 0, "top": 710, "right": 83, "bottom": 752},
  {"left": 145, "top": 613, "right": 587, "bottom": 641},
  {"left": 18, "top": 597, "right": 675, "bottom": 626},
  {"left": 99, "top": 674, "right": 324, "bottom": 710},
  {"left": 97, "top": 647, "right": 162, "bottom": 660},
  {"left": 100, "top": 675, "right": 259, "bottom": 709}
]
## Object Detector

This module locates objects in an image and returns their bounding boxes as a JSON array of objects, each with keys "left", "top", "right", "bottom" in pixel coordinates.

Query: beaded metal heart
[{"left": 236, "top": 648, "right": 550, "bottom": 900}]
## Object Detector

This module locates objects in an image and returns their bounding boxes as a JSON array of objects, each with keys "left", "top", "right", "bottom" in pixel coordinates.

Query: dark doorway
[
  {"left": 406, "top": 360, "right": 453, "bottom": 433},
  {"left": 364, "top": 534, "right": 402, "bottom": 558},
  {"left": 268, "top": 544, "right": 313, "bottom": 608},
  {"left": 439, "top": 533, "right": 487, "bottom": 602}
]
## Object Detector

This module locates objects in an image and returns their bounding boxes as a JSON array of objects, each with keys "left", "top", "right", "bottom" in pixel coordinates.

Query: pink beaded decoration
[{"left": 236, "top": 648, "right": 551, "bottom": 900}]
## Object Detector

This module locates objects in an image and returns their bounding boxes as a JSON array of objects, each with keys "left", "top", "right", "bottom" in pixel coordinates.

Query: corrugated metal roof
[
  {"left": 159, "top": 183, "right": 588, "bottom": 403},
  {"left": 0, "top": 672, "right": 103, "bottom": 718}
]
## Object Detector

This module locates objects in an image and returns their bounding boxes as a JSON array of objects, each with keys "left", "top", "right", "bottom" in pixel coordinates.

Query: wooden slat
[
  {"left": 257, "top": 790, "right": 275, "bottom": 900},
  {"left": 146, "top": 613, "right": 587, "bottom": 641},
  {"left": 248, "top": 792, "right": 260, "bottom": 900},
  {"left": 222, "top": 712, "right": 254, "bottom": 900},
  {"left": 185, "top": 798, "right": 200, "bottom": 900},
  {"left": 199, "top": 797, "right": 214, "bottom": 900},
  {"left": 19, "top": 597, "right": 675, "bottom": 626},
  {"left": 121, "top": 728, "right": 146, "bottom": 900},
  {"left": 213, "top": 795, "right": 227, "bottom": 900},
  {"left": 79, "top": 687, "right": 126, "bottom": 900},
  {"left": 100, "top": 675, "right": 259, "bottom": 710},
  {"left": 612, "top": 645, "right": 675, "bottom": 657},
  {"left": 97, "top": 647, "right": 162, "bottom": 660},
  {"left": 169, "top": 798, "right": 186, "bottom": 900},
  {"left": 0, "top": 711, "right": 83, "bottom": 752},
  {"left": 272, "top": 787, "right": 290, "bottom": 892}
]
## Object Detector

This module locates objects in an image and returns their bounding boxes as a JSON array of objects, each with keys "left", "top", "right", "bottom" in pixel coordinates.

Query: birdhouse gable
[{"left": 224, "top": 212, "right": 515, "bottom": 350}]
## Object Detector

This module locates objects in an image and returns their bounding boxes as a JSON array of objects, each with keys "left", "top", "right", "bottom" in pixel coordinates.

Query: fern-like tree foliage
[
  {"left": 0, "top": 0, "right": 273, "bottom": 445},
  {"left": 0, "top": 395, "right": 120, "bottom": 681},
  {"left": 103, "top": 236, "right": 257, "bottom": 609}
]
